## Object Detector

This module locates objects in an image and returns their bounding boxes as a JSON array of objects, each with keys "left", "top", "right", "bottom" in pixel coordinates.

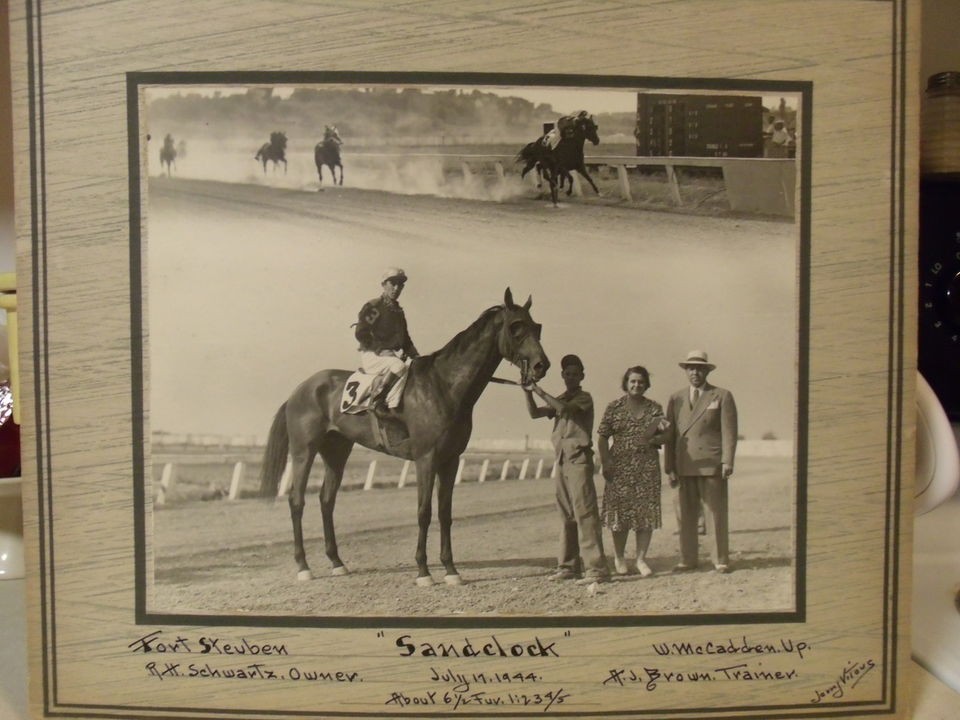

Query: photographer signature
[{"left": 810, "top": 658, "right": 876, "bottom": 703}]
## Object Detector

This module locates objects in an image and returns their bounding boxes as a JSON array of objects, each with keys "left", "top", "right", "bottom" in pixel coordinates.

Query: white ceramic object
[
  {"left": 913, "top": 372, "right": 960, "bottom": 692},
  {"left": 0, "top": 479, "right": 23, "bottom": 580},
  {"left": 915, "top": 372, "right": 960, "bottom": 514}
]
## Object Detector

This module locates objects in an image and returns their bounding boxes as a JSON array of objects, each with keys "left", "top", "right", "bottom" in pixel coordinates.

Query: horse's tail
[
  {"left": 516, "top": 141, "right": 541, "bottom": 164},
  {"left": 258, "top": 402, "right": 289, "bottom": 497}
]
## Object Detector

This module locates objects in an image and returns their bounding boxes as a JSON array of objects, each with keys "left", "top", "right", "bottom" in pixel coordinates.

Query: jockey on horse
[
  {"left": 542, "top": 110, "right": 587, "bottom": 150},
  {"left": 353, "top": 268, "right": 419, "bottom": 419}
]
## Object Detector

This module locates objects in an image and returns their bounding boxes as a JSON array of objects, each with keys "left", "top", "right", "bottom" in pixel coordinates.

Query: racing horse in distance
[
  {"left": 255, "top": 131, "right": 288, "bottom": 174},
  {"left": 259, "top": 289, "right": 550, "bottom": 586},
  {"left": 515, "top": 111, "right": 601, "bottom": 206},
  {"left": 314, "top": 125, "right": 344, "bottom": 188},
  {"left": 159, "top": 134, "right": 177, "bottom": 176}
]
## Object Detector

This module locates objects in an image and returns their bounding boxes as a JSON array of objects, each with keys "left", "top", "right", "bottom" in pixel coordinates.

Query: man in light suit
[{"left": 664, "top": 350, "right": 738, "bottom": 574}]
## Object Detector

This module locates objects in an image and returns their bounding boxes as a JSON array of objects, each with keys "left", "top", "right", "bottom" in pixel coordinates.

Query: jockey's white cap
[{"left": 381, "top": 267, "right": 408, "bottom": 284}]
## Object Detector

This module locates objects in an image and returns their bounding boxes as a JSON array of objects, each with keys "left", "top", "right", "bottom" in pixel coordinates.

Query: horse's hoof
[
  {"left": 297, "top": 569, "right": 313, "bottom": 582},
  {"left": 444, "top": 574, "right": 463, "bottom": 586},
  {"left": 415, "top": 575, "right": 434, "bottom": 587},
  {"left": 331, "top": 565, "right": 349, "bottom": 577}
]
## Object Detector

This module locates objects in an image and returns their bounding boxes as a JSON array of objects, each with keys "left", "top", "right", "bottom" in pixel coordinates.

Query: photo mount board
[{"left": 9, "top": 1, "right": 917, "bottom": 718}]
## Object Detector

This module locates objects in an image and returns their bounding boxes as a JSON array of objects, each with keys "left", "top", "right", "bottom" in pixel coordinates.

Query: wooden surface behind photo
[{"left": 8, "top": 1, "right": 916, "bottom": 718}]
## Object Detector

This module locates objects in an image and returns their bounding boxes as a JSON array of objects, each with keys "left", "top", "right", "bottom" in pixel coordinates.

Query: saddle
[
  {"left": 339, "top": 370, "right": 380, "bottom": 415},
  {"left": 339, "top": 370, "right": 410, "bottom": 451},
  {"left": 541, "top": 128, "right": 562, "bottom": 150}
]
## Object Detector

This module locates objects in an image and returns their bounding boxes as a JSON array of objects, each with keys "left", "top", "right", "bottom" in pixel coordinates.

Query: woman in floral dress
[{"left": 597, "top": 366, "right": 670, "bottom": 576}]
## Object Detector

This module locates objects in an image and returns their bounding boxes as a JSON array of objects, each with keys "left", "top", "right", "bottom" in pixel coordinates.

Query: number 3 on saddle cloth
[
  {"left": 339, "top": 363, "right": 412, "bottom": 451},
  {"left": 339, "top": 360, "right": 411, "bottom": 415}
]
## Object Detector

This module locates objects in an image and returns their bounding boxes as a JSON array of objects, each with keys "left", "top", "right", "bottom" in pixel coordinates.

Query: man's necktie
[{"left": 692, "top": 389, "right": 700, "bottom": 406}]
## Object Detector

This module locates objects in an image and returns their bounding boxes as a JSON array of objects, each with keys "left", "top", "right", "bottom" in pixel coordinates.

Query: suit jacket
[{"left": 664, "top": 382, "right": 738, "bottom": 476}]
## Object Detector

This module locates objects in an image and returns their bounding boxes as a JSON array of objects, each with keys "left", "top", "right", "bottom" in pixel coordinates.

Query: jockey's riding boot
[
  {"left": 371, "top": 371, "right": 402, "bottom": 418},
  {"left": 369, "top": 371, "right": 397, "bottom": 405}
]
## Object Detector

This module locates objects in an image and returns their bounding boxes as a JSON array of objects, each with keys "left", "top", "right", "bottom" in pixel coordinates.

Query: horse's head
[
  {"left": 271, "top": 131, "right": 288, "bottom": 150},
  {"left": 325, "top": 125, "right": 342, "bottom": 144},
  {"left": 498, "top": 288, "right": 550, "bottom": 384},
  {"left": 578, "top": 112, "right": 600, "bottom": 146}
]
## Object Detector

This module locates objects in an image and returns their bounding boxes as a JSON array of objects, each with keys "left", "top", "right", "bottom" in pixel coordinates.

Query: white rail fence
[
  {"left": 153, "top": 450, "right": 558, "bottom": 506},
  {"left": 350, "top": 152, "right": 796, "bottom": 218},
  {"left": 151, "top": 437, "right": 792, "bottom": 506}
]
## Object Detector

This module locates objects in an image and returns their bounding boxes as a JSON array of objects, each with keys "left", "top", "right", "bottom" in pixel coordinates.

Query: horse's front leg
[
  {"left": 283, "top": 159, "right": 288, "bottom": 175},
  {"left": 317, "top": 164, "right": 324, "bottom": 190},
  {"left": 436, "top": 456, "right": 462, "bottom": 585},
  {"left": 414, "top": 457, "right": 438, "bottom": 586},
  {"left": 337, "top": 163, "right": 343, "bottom": 186},
  {"left": 579, "top": 166, "right": 600, "bottom": 194}
]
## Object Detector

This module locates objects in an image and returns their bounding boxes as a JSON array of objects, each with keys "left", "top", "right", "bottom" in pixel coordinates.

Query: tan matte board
[{"left": 10, "top": 1, "right": 916, "bottom": 718}]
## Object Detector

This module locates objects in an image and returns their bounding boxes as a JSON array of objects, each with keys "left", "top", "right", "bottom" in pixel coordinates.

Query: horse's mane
[{"left": 417, "top": 305, "right": 502, "bottom": 367}]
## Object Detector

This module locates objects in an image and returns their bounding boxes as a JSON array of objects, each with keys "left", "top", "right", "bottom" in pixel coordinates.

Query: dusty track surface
[{"left": 151, "top": 458, "right": 794, "bottom": 619}]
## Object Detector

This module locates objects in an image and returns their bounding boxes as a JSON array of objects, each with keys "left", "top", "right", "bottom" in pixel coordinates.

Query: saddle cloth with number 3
[{"left": 339, "top": 371, "right": 379, "bottom": 414}]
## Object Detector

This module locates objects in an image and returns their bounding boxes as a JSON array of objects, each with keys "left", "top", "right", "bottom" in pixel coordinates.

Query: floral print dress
[{"left": 598, "top": 395, "right": 664, "bottom": 531}]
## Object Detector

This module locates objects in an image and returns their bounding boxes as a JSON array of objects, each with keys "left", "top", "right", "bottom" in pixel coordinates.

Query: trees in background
[{"left": 147, "top": 87, "right": 636, "bottom": 146}]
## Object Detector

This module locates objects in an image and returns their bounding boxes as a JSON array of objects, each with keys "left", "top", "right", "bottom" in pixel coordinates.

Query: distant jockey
[{"left": 541, "top": 111, "right": 588, "bottom": 150}]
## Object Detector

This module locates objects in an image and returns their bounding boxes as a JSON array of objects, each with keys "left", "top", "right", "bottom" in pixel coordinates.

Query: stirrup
[{"left": 368, "top": 406, "right": 409, "bottom": 451}]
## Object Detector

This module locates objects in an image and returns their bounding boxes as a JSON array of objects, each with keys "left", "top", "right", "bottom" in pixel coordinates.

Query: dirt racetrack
[
  {"left": 150, "top": 456, "right": 794, "bottom": 619},
  {"left": 146, "top": 176, "right": 798, "bottom": 621}
]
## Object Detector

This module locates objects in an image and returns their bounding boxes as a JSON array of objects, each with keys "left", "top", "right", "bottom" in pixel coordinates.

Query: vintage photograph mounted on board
[
  {"left": 10, "top": 1, "right": 915, "bottom": 718},
  {"left": 140, "top": 79, "right": 804, "bottom": 620}
]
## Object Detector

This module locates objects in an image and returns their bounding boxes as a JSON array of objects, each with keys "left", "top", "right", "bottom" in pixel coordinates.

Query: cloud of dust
[{"left": 147, "top": 137, "right": 538, "bottom": 203}]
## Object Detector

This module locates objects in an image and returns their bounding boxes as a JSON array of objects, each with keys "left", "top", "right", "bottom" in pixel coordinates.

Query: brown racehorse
[
  {"left": 159, "top": 134, "right": 177, "bottom": 176},
  {"left": 259, "top": 289, "right": 550, "bottom": 586},
  {"left": 314, "top": 125, "right": 344, "bottom": 188},
  {"left": 255, "top": 131, "right": 288, "bottom": 174},
  {"left": 515, "top": 111, "right": 601, "bottom": 206}
]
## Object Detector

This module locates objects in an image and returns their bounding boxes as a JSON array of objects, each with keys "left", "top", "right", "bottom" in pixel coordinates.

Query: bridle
[{"left": 496, "top": 304, "right": 543, "bottom": 381}]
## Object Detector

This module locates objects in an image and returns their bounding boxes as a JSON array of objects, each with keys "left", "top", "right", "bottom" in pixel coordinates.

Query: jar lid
[{"left": 927, "top": 71, "right": 960, "bottom": 92}]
